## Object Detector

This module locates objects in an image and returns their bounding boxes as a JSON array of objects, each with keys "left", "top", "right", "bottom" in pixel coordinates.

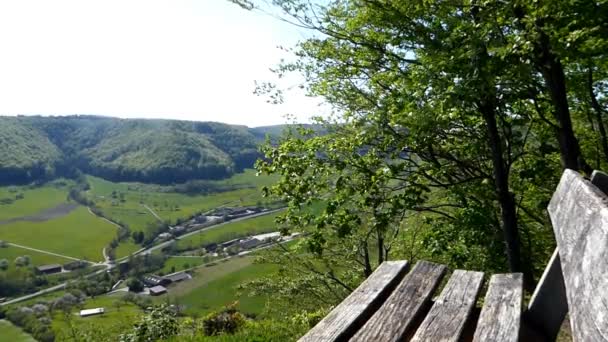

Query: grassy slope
[
  {"left": 0, "top": 320, "right": 36, "bottom": 342},
  {"left": 0, "top": 245, "right": 71, "bottom": 270},
  {"left": 154, "top": 256, "right": 278, "bottom": 317},
  {"left": 51, "top": 295, "right": 142, "bottom": 341},
  {"left": 159, "top": 256, "right": 206, "bottom": 274},
  {"left": 176, "top": 212, "right": 282, "bottom": 251},
  {"left": 0, "top": 206, "right": 117, "bottom": 261},
  {"left": 114, "top": 241, "right": 141, "bottom": 259},
  {"left": 0, "top": 184, "right": 70, "bottom": 221}
]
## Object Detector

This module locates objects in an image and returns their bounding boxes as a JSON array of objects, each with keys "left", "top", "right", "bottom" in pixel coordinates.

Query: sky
[{"left": 0, "top": 0, "right": 323, "bottom": 127}]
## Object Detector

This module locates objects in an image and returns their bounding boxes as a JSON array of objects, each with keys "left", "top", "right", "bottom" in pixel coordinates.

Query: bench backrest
[{"left": 547, "top": 169, "right": 608, "bottom": 341}]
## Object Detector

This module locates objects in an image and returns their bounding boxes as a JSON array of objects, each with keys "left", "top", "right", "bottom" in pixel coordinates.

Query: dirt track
[{"left": 0, "top": 202, "right": 79, "bottom": 225}]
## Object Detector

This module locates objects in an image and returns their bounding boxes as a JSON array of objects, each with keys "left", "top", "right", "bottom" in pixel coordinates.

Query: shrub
[
  {"left": 120, "top": 305, "right": 179, "bottom": 342},
  {"left": 202, "top": 304, "right": 246, "bottom": 336}
]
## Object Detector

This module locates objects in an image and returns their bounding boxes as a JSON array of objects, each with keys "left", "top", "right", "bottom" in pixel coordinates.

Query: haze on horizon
[{"left": 0, "top": 0, "right": 322, "bottom": 127}]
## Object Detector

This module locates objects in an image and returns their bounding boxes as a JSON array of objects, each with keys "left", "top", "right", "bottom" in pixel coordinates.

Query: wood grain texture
[
  {"left": 524, "top": 248, "right": 568, "bottom": 341},
  {"left": 548, "top": 169, "right": 608, "bottom": 341},
  {"left": 350, "top": 260, "right": 447, "bottom": 342},
  {"left": 411, "top": 269, "right": 484, "bottom": 342},
  {"left": 298, "top": 260, "right": 409, "bottom": 342},
  {"left": 472, "top": 273, "right": 523, "bottom": 342}
]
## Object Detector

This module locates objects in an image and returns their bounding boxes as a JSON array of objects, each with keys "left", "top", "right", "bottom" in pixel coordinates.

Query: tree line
[{"left": 234, "top": 0, "right": 608, "bottom": 310}]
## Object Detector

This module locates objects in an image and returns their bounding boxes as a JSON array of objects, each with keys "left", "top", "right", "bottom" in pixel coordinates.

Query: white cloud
[{"left": 0, "top": 0, "right": 323, "bottom": 126}]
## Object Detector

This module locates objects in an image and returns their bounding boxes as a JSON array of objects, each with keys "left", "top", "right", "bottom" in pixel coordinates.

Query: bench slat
[
  {"left": 298, "top": 260, "right": 409, "bottom": 342},
  {"left": 350, "top": 260, "right": 447, "bottom": 342},
  {"left": 411, "top": 269, "right": 484, "bottom": 342},
  {"left": 524, "top": 249, "right": 568, "bottom": 341},
  {"left": 473, "top": 273, "right": 523, "bottom": 342},
  {"left": 548, "top": 169, "right": 608, "bottom": 341}
]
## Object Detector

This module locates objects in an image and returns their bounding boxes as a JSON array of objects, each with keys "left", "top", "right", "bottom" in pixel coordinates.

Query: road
[
  {"left": 141, "top": 208, "right": 284, "bottom": 254},
  {"left": 1, "top": 262, "right": 110, "bottom": 306},
  {"left": 1, "top": 207, "right": 284, "bottom": 306}
]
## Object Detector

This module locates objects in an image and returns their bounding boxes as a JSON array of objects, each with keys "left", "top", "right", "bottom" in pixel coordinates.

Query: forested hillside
[{"left": 0, "top": 116, "right": 264, "bottom": 184}]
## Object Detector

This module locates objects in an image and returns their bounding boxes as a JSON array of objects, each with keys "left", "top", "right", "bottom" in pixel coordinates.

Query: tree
[
  {"left": 14, "top": 255, "right": 30, "bottom": 267},
  {"left": 0, "top": 259, "right": 8, "bottom": 270},
  {"left": 119, "top": 305, "right": 179, "bottom": 342},
  {"left": 231, "top": 0, "right": 608, "bottom": 299},
  {"left": 126, "top": 278, "right": 144, "bottom": 293}
]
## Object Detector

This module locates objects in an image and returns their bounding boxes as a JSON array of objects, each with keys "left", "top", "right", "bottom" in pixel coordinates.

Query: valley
[{"left": 0, "top": 168, "right": 290, "bottom": 341}]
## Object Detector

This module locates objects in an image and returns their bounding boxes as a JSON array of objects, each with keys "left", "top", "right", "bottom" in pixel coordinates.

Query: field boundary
[
  {"left": 7, "top": 242, "right": 84, "bottom": 262},
  {"left": 141, "top": 203, "right": 164, "bottom": 223}
]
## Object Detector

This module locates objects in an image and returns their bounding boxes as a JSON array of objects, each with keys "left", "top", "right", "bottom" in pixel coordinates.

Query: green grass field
[
  {"left": 0, "top": 245, "right": 71, "bottom": 270},
  {"left": 0, "top": 206, "right": 117, "bottom": 261},
  {"left": 0, "top": 320, "right": 36, "bottom": 342},
  {"left": 155, "top": 256, "right": 278, "bottom": 317},
  {"left": 85, "top": 170, "right": 278, "bottom": 232},
  {"left": 159, "top": 256, "right": 207, "bottom": 274},
  {"left": 0, "top": 182, "right": 71, "bottom": 221},
  {"left": 176, "top": 211, "right": 282, "bottom": 251},
  {"left": 51, "top": 295, "right": 142, "bottom": 341},
  {"left": 114, "top": 241, "right": 141, "bottom": 260}
]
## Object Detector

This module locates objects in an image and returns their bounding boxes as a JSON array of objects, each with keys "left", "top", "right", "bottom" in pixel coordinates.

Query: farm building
[
  {"left": 35, "top": 264, "right": 62, "bottom": 275},
  {"left": 164, "top": 272, "right": 191, "bottom": 283},
  {"left": 79, "top": 308, "right": 105, "bottom": 317},
  {"left": 142, "top": 275, "right": 171, "bottom": 287},
  {"left": 239, "top": 237, "right": 262, "bottom": 250},
  {"left": 63, "top": 260, "right": 88, "bottom": 271},
  {"left": 158, "top": 233, "right": 173, "bottom": 240},
  {"left": 149, "top": 285, "right": 167, "bottom": 296}
]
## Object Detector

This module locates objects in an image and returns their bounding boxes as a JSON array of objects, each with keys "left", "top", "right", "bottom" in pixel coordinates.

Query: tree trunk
[
  {"left": 588, "top": 66, "right": 608, "bottom": 163},
  {"left": 362, "top": 241, "right": 372, "bottom": 277},
  {"left": 536, "top": 31, "right": 592, "bottom": 173},
  {"left": 376, "top": 231, "right": 384, "bottom": 265},
  {"left": 480, "top": 103, "right": 525, "bottom": 273},
  {"left": 470, "top": 4, "right": 534, "bottom": 288}
]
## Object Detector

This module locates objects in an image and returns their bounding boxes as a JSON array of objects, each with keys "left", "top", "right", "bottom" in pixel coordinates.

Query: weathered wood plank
[
  {"left": 350, "top": 260, "right": 447, "bottom": 342},
  {"left": 472, "top": 273, "right": 523, "bottom": 342},
  {"left": 548, "top": 169, "right": 608, "bottom": 341},
  {"left": 524, "top": 170, "right": 608, "bottom": 340},
  {"left": 411, "top": 269, "right": 484, "bottom": 342},
  {"left": 298, "top": 260, "right": 409, "bottom": 342},
  {"left": 591, "top": 170, "right": 608, "bottom": 195},
  {"left": 524, "top": 249, "right": 568, "bottom": 341}
]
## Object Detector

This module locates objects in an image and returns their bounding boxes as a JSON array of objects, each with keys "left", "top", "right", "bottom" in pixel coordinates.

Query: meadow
[
  {"left": 85, "top": 170, "right": 278, "bottom": 232},
  {"left": 175, "top": 211, "right": 283, "bottom": 252},
  {"left": 51, "top": 295, "right": 143, "bottom": 341},
  {"left": 0, "top": 206, "right": 117, "bottom": 262},
  {"left": 153, "top": 256, "right": 278, "bottom": 317},
  {"left": 158, "top": 256, "right": 207, "bottom": 274},
  {"left": 0, "top": 245, "right": 71, "bottom": 270},
  {"left": 114, "top": 241, "right": 141, "bottom": 260},
  {"left": 0, "top": 181, "right": 72, "bottom": 221},
  {"left": 0, "top": 320, "right": 36, "bottom": 342}
]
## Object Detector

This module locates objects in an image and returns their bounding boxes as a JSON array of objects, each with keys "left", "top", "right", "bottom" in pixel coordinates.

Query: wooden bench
[{"left": 299, "top": 169, "right": 608, "bottom": 341}]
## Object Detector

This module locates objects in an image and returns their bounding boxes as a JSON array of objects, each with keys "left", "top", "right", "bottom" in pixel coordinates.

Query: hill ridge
[{"left": 0, "top": 116, "right": 272, "bottom": 185}]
